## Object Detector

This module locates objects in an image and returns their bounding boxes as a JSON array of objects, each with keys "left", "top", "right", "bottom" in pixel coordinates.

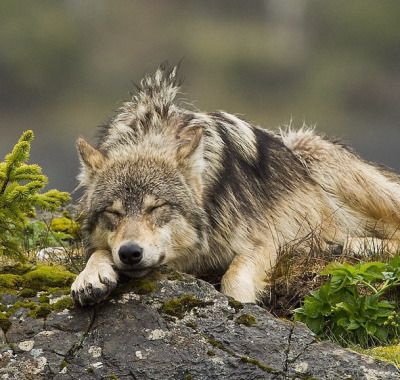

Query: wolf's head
[{"left": 76, "top": 65, "right": 207, "bottom": 276}]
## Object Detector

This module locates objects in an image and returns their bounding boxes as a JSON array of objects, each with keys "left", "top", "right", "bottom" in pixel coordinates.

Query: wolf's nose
[{"left": 118, "top": 243, "right": 143, "bottom": 266}]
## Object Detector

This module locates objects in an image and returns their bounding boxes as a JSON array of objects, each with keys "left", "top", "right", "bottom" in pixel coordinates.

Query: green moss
[
  {"left": 108, "top": 374, "right": 120, "bottom": 380},
  {"left": 18, "top": 288, "right": 37, "bottom": 298},
  {"left": 207, "top": 337, "right": 225, "bottom": 350},
  {"left": 161, "top": 294, "right": 213, "bottom": 319},
  {"left": 228, "top": 298, "right": 244, "bottom": 313},
  {"left": 28, "top": 304, "right": 52, "bottom": 319},
  {"left": 23, "top": 265, "right": 76, "bottom": 290},
  {"left": 1, "top": 263, "right": 34, "bottom": 275},
  {"left": 166, "top": 271, "right": 184, "bottom": 281},
  {"left": 0, "top": 287, "right": 18, "bottom": 295},
  {"left": 38, "top": 294, "right": 49, "bottom": 304},
  {"left": 356, "top": 345, "right": 400, "bottom": 367},
  {"left": 0, "top": 274, "right": 23, "bottom": 288},
  {"left": 205, "top": 336, "right": 235, "bottom": 355},
  {"left": 207, "top": 350, "right": 216, "bottom": 356},
  {"left": 48, "top": 287, "right": 71, "bottom": 295},
  {"left": 184, "top": 371, "right": 192, "bottom": 380},
  {"left": 240, "top": 356, "right": 274, "bottom": 373},
  {"left": 52, "top": 296, "right": 73, "bottom": 311},
  {"left": 114, "top": 272, "right": 159, "bottom": 298},
  {"left": 12, "top": 300, "right": 37, "bottom": 311},
  {"left": 131, "top": 278, "right": 157, "bottom": 295},
  {"left": 60, "top": 359, "right": 68, "bottom": 370},
  {"left": 185, "top": 321, "right": 198, "bottom": 329},
  {"left": 0, "top": 313, "right": 11, "bottom": 332},
  {"left": 236, "top": 313, "right": 257, "bottom": 327}
]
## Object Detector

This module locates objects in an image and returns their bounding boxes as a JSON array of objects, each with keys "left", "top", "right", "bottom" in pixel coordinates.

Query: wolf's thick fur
[{"left": 71, "top": 65, "right": 400, "bottom": 306}]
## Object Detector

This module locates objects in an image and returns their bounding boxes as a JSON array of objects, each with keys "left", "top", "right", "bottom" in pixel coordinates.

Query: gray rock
[{"left": 1, "top": 272, "right": 398, "bottom": 380}]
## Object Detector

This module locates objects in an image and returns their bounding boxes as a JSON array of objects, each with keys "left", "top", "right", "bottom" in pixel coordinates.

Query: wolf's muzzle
[{"left": 118, "top": 243, "right": 143, "bottom": 266}]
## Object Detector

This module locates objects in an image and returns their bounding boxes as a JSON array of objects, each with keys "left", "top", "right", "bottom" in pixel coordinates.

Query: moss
[
  {"left": 207, "top": 350, "right": 216, "bottom": 356},
  {"left": 131, "top": 278, "right": 157, "bottom": 295},
  {"left": 60, "top": 359, "right": 68, "bottom": 370},
  {"left": 48, "top": 287, "right": 71, "bottom": 295},
  {"left": 18, "top": 288, "right": 37, "bottom": 298},
  {"left": 0, "top": 274, "right": 23, "bottom": 288},
  {"left": 1, "top": 263, "right": 34, "bottom": 275},
  {"left": 166, "top": 271, "right": 184, "bottom": 281},
  {"left": 356, "top": 345, "right": 400, "bottom": 367},
  {"left": 236, "top": 313, "right": 257, "bottom": 327},
  {"left": 114, "top": 272, "right": 159, "bottom": 297},
  {"left": 28, "top": 303, "right": 52, "bottom": 319},
  {"left": 240, "top": 356, "right": 274, "bottom": 373},
  {"left": 184, "top": 371, "right": 192, "bottom": 380},
  {"left": 38, "top": 294, "right": 49, "bottom": 304},
  {"left": 161, "top": 294, "right": 213, "bottom": 319},
  {"left": 228, "top": 298, "right": 244, "bottom": 313},
  {"left": 205, "top": 336, "right": 234, "bottom": 355},
  {"left": 108, "top": 374, "right": 120, "bottom": 380},
  {"left": 0, "top": 287, "right": 18, "bottom": 295},
  {"left": 52, "top": 296, "right": 73, "bottom": 311},
  {"left": 0, "top": 313, "right": 11, "bottom": 332},
  {"left": 23, "top": 265, "right": 76, "bottom": 290},
  {"left": 207, "top": 337, "right": 225, "bottom": 350},
  {"left": 12, "top": 300, "right": 37, "bottom": 311},
  {"left": 185, "top": 321, "right": 198, "bottom": 330}
]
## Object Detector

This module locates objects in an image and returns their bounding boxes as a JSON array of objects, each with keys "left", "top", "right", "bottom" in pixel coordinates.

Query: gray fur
[{"left": 71, "top": 65, "right": 400, "bottom": 305}]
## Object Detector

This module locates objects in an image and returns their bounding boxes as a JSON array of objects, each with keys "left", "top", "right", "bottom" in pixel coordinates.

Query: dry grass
[{"left": 260, "top": 233, "right": 398, "bottom": 318}]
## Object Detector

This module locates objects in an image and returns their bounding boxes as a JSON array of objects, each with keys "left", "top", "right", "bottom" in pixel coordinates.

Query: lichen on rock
[{"left": 0, "top": 268, "right": 399, "bottom": 379}]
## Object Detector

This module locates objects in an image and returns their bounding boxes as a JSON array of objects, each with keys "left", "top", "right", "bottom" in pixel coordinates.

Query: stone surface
[{"left": 0, "top": 272, "right": 399, "bottom": 380}]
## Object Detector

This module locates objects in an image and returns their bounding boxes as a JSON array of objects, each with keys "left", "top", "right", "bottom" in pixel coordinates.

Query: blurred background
[{"left": 1, "top": 0, "right": 399, "bottom": 194}]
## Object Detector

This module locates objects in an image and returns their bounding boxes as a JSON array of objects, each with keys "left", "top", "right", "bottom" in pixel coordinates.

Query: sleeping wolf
[{"left": 71, "top": 65, "right": 400, "bottom": 306}]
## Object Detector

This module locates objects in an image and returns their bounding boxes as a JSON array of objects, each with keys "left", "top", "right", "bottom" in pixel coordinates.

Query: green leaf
[
  {"left": 347, "top": 320, "right": 360, "bottom": 330},
  {"left": 365, "top": 322, "right": 378, "bottom": 335}
]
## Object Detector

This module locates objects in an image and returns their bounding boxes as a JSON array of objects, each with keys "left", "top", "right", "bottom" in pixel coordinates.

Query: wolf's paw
[{"left": 71, "top": 263, "right": 118, "bottom": 306}]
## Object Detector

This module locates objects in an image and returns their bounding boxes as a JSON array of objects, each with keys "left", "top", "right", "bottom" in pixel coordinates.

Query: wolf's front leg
[
  {"left": 71, "top": 250, "right": 118, "bottom": 306},
  {"left": 221, "top": 252, "right": 274, "bottom": 303}
]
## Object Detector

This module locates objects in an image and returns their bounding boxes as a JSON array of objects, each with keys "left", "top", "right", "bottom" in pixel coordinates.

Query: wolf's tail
[{"left": 281, "top": 127, "right": 400, "bottom": 235}]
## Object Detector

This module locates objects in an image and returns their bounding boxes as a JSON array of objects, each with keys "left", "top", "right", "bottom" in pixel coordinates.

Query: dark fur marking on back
[{"left": 204, "top": 120, "right": 276, "bottom": 228}]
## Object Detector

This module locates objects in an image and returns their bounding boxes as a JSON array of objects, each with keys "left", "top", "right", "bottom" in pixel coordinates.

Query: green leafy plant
[
  {"left": 0, "top": 130, "right": 70, "bottom": 258},
  {"left": 294, "top": 256, "right": 400, "bottom": 348}
]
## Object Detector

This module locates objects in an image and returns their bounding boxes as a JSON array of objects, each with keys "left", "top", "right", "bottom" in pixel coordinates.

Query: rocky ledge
[{"left": 0, "top": 270, "right": 398, "bottom": 380}]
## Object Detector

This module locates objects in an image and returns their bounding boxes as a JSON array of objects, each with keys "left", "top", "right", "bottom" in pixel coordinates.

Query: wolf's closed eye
[
  {"left": 146, "top": 203, "right": 170, "bottom": 214},
  {"left": 103, "top": 208, "right": 124, "bottom": 220}
]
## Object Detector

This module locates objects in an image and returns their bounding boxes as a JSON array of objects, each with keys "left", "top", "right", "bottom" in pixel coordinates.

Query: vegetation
[
  {"left": 294, "top": 256, "right": 400, "bottom": 348},
  {"left": 354, "top": 345, "right": 400, "bottom": 368},
  {"left": 236, "top": 313, "right": 257, "bottom": 327},
  {"left": 0, "top": 130, "right": 70, "bottom": 259},
  {"left": 161, "top": 294, "right": 213, "bottom": 319},
  {"left": 228, "top": 298, "right": 244, "bottom": 313},
  {"left": 0, "top": 263, "right": 75, "bottom": 329},
  {"left": 0, "top": 264, "right": 75, "bottom": 291}
]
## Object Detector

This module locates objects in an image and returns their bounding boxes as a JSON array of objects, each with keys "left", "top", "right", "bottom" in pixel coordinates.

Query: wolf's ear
[
  {"left": 76, "top": 138, "right": 105, "bottom": 172},
  {"left": 175, "top": 125, "right": 203, "bottom": 163}
]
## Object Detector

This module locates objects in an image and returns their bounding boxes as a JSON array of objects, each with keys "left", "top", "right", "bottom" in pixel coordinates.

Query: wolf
[{"left": 71, "top": 65, "right": 400, "bottom": 306}]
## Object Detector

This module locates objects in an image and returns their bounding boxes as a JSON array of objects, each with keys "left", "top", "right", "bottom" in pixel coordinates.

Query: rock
[{"left": 0, "top": 271, "right": 398, "bottom": 380}]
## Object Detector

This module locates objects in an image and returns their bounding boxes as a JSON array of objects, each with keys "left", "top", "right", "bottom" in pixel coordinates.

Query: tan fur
[{"left": 71, "top": 67, "right": 400, "bottom": 306}]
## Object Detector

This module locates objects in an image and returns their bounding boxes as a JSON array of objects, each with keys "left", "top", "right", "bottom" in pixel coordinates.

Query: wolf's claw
[{"left": 71, "top": 263, "right": 118, "bottom": 306}]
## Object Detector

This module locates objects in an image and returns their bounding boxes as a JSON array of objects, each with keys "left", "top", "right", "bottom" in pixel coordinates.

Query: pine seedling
[{"left": 0, "top": 130, "right": 70, "bottom": 258}]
